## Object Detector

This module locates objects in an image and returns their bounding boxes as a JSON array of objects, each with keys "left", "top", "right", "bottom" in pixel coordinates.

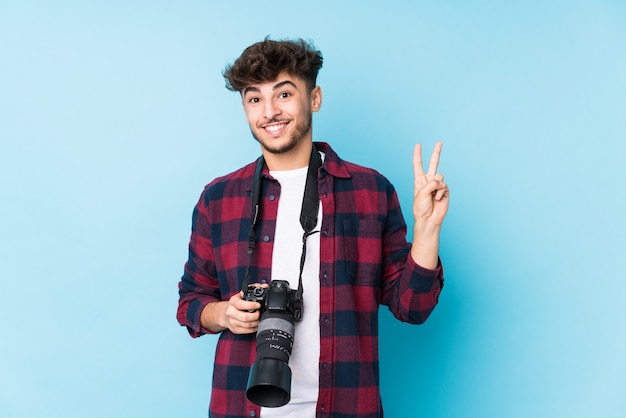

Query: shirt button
[
  {"left": 322, "top": 230, "right": 328, "bottom": 236},
  {"left": 249, "top": 411, "right": 257, "bottom": 417},
  {"left": 261, "top": 279, "right": 267, "bottom": 284},
  {"left": 323, "top": 316, "right": 329, "bottom": 324},
  {"left": 269, "top": 194, "right": 275, "bottom": 201},
  {"left": 263, "top": 235, "right": 270, "bottom": 242}
]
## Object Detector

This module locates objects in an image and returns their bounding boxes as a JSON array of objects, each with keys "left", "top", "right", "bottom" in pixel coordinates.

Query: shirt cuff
[{"left": 407, "top": 255, "right": 444, "bottom": 292}]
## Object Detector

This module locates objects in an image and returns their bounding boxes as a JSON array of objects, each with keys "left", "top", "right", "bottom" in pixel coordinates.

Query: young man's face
[{"left": 241, "top": 72, "right": 322, "bottom": 156}]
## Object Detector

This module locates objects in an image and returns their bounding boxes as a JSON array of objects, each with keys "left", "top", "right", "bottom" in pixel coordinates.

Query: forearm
[{"left": 410, "top": 223, "right": 441, "bottom": 270}]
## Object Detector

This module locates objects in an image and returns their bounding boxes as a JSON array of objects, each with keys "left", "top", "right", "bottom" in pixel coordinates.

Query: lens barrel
[{"left": 246, "top": 308, "right": 295, "bottom": 407}]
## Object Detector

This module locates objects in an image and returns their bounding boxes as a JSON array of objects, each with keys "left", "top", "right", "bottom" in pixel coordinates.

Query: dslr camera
[{"left": 243, "top": 280, "right": 303, "bottom": 407}]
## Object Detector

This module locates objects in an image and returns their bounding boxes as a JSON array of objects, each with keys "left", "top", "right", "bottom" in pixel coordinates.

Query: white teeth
[{"left": 266, "top": 124, "right": 284, "bottom": 132}]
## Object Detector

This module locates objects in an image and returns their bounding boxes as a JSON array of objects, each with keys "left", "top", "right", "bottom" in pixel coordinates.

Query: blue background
[{"left": 1, "top": 1, "right": 625, "bottom": 417}]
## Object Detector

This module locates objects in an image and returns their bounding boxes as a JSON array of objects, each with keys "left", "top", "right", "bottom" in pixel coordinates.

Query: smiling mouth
[{"left": 263, "top": 122, "right": 288, "bottom": 134}]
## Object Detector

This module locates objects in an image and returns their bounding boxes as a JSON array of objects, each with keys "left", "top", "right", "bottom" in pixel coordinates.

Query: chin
[
  {"left": 262, "top": 141, "right": 299, "bottom": 155},
  {"left": 254, "top": 135, "right": 302, "bottom": 155}
]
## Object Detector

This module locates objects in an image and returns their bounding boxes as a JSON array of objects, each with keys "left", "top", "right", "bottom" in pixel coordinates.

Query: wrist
[
  {"left": 414, "top": 219, "right": 442, "bottom": 237},
  {"left": 201, "top": 301, "right": 227, "bottom": 333}
]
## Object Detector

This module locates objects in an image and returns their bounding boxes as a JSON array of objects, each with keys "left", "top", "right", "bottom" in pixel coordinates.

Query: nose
[{"left": 263, "top": 98, "right": 281, "bottom": 120}]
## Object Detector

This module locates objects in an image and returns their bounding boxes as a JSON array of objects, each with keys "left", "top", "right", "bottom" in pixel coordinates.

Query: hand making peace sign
[
  {"left": 413, "top": 141, "right": 449, "bottom": 226},
  {"left": 410, "top": 141, "right": 449, "bottom": 269}
]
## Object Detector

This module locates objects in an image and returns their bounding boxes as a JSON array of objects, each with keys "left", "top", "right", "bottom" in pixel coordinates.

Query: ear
[{"left": 311, "top": 86, "right": 322, "bottom": 112}]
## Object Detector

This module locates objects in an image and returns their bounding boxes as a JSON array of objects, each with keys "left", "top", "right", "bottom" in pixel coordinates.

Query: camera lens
[{"left": 246, "top": 309, "right": 295, "bottom": 407}]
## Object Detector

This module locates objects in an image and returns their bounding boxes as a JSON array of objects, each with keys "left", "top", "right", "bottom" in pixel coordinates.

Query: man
[{"left": 177, "top": 38, "right": 449, "bottom": 418}]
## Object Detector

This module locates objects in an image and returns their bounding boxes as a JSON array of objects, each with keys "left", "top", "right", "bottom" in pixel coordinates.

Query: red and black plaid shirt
[{"left": 177, "top": 142, "right": 444, "bottom": 418}]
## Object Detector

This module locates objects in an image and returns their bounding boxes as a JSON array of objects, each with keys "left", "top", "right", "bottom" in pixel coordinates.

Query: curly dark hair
[{"left": 223, "top": 37, "right": 323, "bottom": 93}]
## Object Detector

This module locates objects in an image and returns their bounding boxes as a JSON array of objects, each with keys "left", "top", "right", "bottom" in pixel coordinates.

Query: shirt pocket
[{"left": 339, "top": 218, "right": 384, "bottom": 286}]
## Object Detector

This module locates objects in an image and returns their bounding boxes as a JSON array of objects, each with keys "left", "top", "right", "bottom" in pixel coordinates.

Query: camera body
[
  {"left": 244, "top": 280, "right": 303, "bottom": 322},
  {"left": 243, "top": 280, "right": 303, "bottom": 407}
]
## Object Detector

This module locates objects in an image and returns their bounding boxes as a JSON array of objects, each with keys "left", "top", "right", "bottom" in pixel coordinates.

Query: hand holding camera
[{"left": 200, "top": 285, "right": 268, "bottom": 334}]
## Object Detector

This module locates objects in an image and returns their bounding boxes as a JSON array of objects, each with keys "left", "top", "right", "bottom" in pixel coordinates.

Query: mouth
[{"left": 262, "top": 121, "right": 289, "bottom": 135}]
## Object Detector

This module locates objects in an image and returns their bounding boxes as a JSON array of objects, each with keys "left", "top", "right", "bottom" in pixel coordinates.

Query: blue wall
[{"left": 1, "top": 1, "right": 625, "bottom": 417}]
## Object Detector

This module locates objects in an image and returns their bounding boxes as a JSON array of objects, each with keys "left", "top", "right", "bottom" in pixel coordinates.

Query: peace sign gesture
[{"left": 410, "top": 141, "right": 449, "bottom": 269}]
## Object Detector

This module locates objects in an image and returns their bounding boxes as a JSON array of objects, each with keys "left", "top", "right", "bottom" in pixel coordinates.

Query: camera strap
[{"left": 242, "top": 144, "right": 322, "bottom": 300}]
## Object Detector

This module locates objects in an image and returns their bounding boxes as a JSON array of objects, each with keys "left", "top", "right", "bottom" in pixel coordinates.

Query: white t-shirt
[{"left": 261, "top": 164, "right": 322, "bottom": 417}]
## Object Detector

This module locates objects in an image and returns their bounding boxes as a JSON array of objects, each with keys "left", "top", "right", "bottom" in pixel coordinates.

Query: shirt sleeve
[{"left": 176, "top": 190, "right": 223, "bottom": 337}]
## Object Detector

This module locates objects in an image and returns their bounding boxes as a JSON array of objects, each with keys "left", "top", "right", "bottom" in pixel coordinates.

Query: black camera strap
[{"left": 241, "top": 144, "right": 322, "bottom": 301}]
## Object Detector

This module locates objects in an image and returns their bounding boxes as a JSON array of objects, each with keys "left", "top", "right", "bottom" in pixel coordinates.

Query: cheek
[
  {"left": 290, "top": 102, "right": 310, "bottom": 118},
  {"left": 243, "top": 108, "right": 259, "bottom": 126}
]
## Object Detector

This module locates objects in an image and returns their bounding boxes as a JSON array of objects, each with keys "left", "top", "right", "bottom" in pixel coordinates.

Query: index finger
[
  {"left": 413, "top": 143, "right": 424, "bottom": 180},
  {"left": 427, "top": 141, "right": 443, "bottom": 177}
]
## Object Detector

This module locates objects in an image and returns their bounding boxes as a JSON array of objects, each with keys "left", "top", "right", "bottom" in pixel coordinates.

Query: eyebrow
[
  {"left": 273, "top": 80, "right": 297, "bottom": 90},
  {"left": 243, "top": 80, "right": 298, "bottom": 96}
]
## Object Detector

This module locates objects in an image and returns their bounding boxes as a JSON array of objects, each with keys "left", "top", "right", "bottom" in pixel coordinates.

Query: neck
[{"left": 262, "top": 140, "right": 313, "bottom": 171}]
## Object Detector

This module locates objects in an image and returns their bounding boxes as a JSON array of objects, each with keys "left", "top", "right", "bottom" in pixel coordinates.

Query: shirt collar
[{"left": 313, "top": 141, "right": 351, "bottom": 179}]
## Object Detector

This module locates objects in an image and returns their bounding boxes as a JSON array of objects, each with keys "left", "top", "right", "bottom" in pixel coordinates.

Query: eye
[
  {"left": 279, "top": 91, "right": 291, "bottom": 99},
  {"left": 248, "top": 97, "right": 260, "bottom": 104}
]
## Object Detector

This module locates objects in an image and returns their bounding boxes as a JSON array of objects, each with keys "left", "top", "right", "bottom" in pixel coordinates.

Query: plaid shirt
[{"left": 177, "top": 142, "right": 444, "bottom": 418}]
